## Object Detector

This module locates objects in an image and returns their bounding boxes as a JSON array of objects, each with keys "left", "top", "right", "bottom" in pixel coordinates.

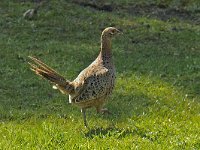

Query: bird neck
[{"left": 100, "top": 35, "right": 112, "bottom": 57}]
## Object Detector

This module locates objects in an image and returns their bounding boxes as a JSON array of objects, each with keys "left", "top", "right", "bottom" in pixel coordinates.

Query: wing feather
[{"left": 72, "top": 66, "right": 109, "bottom": 103}]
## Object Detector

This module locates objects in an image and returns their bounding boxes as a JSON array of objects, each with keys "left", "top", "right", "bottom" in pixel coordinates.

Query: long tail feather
[
  {"left": 28, "top": 56, "right": 62, "bottom": 77},
  {"left": 28, "top": 56, "right": 74, "bottom": 94}
]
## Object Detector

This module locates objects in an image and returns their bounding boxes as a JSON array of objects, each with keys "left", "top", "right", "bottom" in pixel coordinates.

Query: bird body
[
  {"left": 69, "top": 50, "right": 115, "bottom": 109},
  {"left": 23, "top": 8, "right": 37, "bottom": 20},
  {"left": 23, "top": 0, "right": 45, "bottom": 20},
  {"left": 29, "top": 27, "right": 121, "bottom": 127}
]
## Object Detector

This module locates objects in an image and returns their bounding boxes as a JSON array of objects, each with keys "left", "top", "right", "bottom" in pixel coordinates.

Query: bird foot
[{"left": 100, "top": 108, "right": 112, "bottom": 115}]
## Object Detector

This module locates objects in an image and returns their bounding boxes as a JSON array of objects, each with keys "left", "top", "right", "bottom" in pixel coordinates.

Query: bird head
[{"left": 101, "top": 27, "right": 122, "bottom": 38}]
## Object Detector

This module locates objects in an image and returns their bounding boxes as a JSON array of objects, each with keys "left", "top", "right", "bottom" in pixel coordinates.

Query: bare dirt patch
[{"left": 73, "top": 1, "right": 200, "bottom": 24}]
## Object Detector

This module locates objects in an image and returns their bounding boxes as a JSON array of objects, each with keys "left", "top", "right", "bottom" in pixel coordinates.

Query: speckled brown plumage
[{"left": 28, "top": 27, "right": 121, "bottom": 127}]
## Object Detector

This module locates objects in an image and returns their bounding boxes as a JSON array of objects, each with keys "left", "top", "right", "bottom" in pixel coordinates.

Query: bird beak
[{"left": 116, "top": 29, "right": 123, "bottom": 34}]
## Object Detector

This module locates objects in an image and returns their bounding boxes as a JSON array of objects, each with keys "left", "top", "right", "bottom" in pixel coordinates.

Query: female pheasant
[{"left": 29, "top": 27, "right": 121, "bottom": 127}]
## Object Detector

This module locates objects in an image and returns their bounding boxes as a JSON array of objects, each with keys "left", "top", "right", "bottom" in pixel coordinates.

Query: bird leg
[{"left": 81, "top": 108, "right": 88, "bottom": 127}]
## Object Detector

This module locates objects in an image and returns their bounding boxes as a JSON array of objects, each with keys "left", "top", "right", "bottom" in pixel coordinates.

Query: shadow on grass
[{"left": 85, "top": 126, "right": 156, "bottom": 141}]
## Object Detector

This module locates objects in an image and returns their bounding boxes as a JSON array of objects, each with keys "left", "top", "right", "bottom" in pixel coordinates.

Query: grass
[{"left": 0, "top": 0, "right": 200, "bottom": 149}]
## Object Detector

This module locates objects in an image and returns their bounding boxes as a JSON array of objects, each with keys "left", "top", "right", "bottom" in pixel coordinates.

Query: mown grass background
[{"left": 0, "top": 0, "right": 200, "bottom": 149}]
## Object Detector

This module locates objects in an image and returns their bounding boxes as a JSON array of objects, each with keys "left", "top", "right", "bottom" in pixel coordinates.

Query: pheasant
[
  {"left": 23, "top": 0, "right": 45, "bottom": 20},
  {"left": 28, "top": 27, "right": 121, "bottom": 127}
]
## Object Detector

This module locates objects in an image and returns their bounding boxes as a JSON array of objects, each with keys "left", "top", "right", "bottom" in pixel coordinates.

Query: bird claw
[{"left": 100, "top": 108, "right": 112, "bottom": 115}]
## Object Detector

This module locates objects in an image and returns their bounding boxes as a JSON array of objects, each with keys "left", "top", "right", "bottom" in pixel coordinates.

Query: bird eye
[{"left": 110, "top": 30, "right": 115, "bottom": 34}]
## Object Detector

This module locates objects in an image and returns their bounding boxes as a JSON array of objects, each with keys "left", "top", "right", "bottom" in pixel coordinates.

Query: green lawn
[{"left": 0, "top": 0, "right": 200, "bottom": 149}]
